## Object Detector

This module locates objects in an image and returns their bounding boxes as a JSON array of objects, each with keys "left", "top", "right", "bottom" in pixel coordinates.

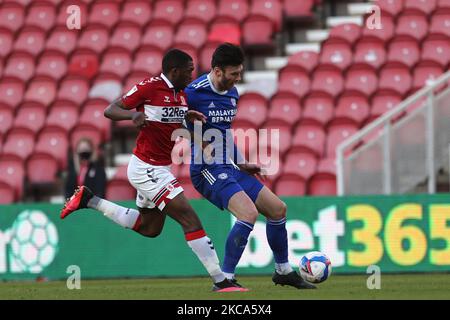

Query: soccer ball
[
  {"left": 299, "top": 251, "right": 332, "bottom": 283},
  {"left": 9, "top": 210, "right": 59, "bottom": 273}
]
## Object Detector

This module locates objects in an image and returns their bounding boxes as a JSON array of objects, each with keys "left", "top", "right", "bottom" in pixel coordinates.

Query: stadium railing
[{"left": 337, "top": 71, "right": 450, "bottom": 195}]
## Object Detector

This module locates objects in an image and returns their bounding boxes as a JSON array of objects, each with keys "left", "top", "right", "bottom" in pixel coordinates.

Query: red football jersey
[{"left": 121, "top": 73, "right": 188, "bottom": 166}]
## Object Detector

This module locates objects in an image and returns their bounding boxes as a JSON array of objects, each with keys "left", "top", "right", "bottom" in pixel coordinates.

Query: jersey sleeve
[
  {"left": 121, "top": 78, "right": 154, "bottom": 110},
  {"left": 185, "top": 86, "right": 199, "bottom": 111}
]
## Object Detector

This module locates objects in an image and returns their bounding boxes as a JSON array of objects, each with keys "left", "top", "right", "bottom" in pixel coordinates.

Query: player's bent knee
[
  {"left": 277, "top": 201, "right": 287, "bottom": 219},
  {"left": 239, "top": 209, "right": 259, "bottom": 224}
]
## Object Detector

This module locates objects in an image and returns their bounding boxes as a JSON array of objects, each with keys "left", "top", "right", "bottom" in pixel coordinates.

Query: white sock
[
  {"left": 89, "top": 197, "right": 140, "bottom": 229},
  {"left": 224, "top": 272, "right": 235, "bottom": 280},
  {"left": 275, "top": 262, "right": 293, "bottom": 275},
  {"left": 186, "top": 232, "right": 226, "bottom": 283}
]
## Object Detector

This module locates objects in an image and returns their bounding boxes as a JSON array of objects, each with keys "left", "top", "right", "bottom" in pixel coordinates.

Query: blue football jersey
[{"left": 185, "top": 73, "right": 243, "bottom": 171}]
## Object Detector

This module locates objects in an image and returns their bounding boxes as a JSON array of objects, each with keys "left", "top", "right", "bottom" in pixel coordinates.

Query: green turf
[{"left": 0, "top": 274, "right": 449, "bottom": 300}]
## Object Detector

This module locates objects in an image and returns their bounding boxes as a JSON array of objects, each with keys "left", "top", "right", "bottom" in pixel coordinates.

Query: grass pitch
[{"left": 0, "top": 274, "right": 449, "bottom": 300}]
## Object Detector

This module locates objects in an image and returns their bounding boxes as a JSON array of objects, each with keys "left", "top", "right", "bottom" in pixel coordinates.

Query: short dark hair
[
  {"left": 162, "top": 49, "right": 193, "bottom": 73},
  {"left": 211, "top": 43, "right": 245, "bottom": 69}
]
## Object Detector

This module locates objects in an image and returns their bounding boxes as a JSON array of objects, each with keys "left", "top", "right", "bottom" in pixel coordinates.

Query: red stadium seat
[
  {"left": 106, "top": 179, "right": 136, "bottom": 201},
  {"left": 387, "top": 36, "right": 420, "bottom": 68},
  {"left": 0, "top": 107, "right": 13, "bottom": 135},
  {"left": 311, "top": 65, "right": 344, "bottom": 99},
  {"left": 429, "top": 11, "right": 450, "bottom": 38},
  {"left": 110, "top": 22, "right": 142, "bottom": 53},
  {"left": 46, "top": 100, "right": 79, "bottom": 133},
  {"left": 260, "top": 122, "right": 292, "bottom": 155},
  {"left": 302, "top": 91, "right": 334, "bottom": 126},
  {"left": 438, "top": 0, "right": 450, "bottom": 9},
  {"left": 45, "top": 26, "right": 78, "bottom": 56},
  {"left": 242, "top": 14, "right": 275, "bottom": 48},
  {"left": 345, "top": 64, "right": 378, "bottom": 98},
  {"left": 354, "top": 38, "right": 386, "bottom": 70},
  {"left": 141, "top": 19, "right": 175, "bottom": 51},
  {"left": 286, "top": 51, "right": 319, "bottom": 74},
  {"left": 309, "top": 158, "right": 337, "bottom": 196},
  {"left": 319, "top": 40, "right": 353, "bottom": 71},
  {"left": 377, "top": 0, "right": 404, "bottom": 18},
  {"left": 0, "top": 77, "right": 24, "bottom": 110},
  {"left": 120, "top": 0, "right": 152, "bottom": 26},
  {"left": 25, "top": 1, "right": 56, "bottom": 31},
  {"left": 0, "top": 181, "right": 15, "bottom": 204},
  {"left": 278, "top": 66, "right": 310, "bottom": 98},
  {"left": 370, "top": 90, "right": 403, "bottom": 120},
  {"left": 24, "top": 76, "right": 57, "bottom": 107},
  {"left": 88, "top": 1, "right": 120, "bottom": 28},
  {"left": 35, "top": 51, "right": 68, "bottom": 81},
  {"left": 250, "top": 0, "right": 283, "bottom": 32},
  {"left": 132, "top": 45, "right": 164, "bottom": 75},
  {"left": 35, "top": 126, "right": 69, "bottom": 169},
  {"left": 291, "top": 123, "right": 326, "bottom": 157},
  {"left": 282, "top": 0, "right": 314, "bottom": 19},
  {"left": 235, "top": 93, "right": 268, "bottom": 128},
  {"left": 328, "top": 23, "right": 361, "bottom": 45},
  {"left": 0, "top": 3, "right": 25, "bottom": 32},
  {"left": 378, "top": 62, "right": 413, "bottom": 97},
  {"left": 422, "top": 35, "right": 450, "bottom": 68},
  {"left": 185, "top": 0, "right": 217, "bottom": 24},
  {"left": 99, "top": 47, "right": 132, "bottom": 80},
  {"left": 71, "top": 123, "right": 103, "bottom": 150},
  {"left": 0, "top": 28, "right": 13, "bottom": 58},
  {"left": 404, "top": 0, "right": 437, "bottom": 15},
  {"left": 56, "top": 0, "right": 88, "bottom": 27},
  {"left": 396, "top": 11, "right": 429, "bottom": 42},
  {"left": 335, "top": 91, "right": 370, "bottom": 126},
  {"left": 199, "top": 41, "right": 220, "bottom": 73},
  {"left": 13, "top": 26, "right": 46, "bottom": 56},
  {"left": 153, "top": 0, "right": 185, "bottom": 25},
  {"left": 13, "top": 102, "right": 47, "bottom": 134},
  {"left": 2, "top": 128, "right": 35, "bottom": 160},
  {"left": 326, "top": 120, "right": 358, "bottom": 158},
  {"left": 268, "top": 92, "right": 301, "bottom": 127},
  {"left": 274, "top": 175, "right": 307, "bottom": 196},
  {"left": 57, "top": 76, "right": 89, "bottom": 105},
  {"left": 26, "top": 152, "right": 59, "bottom": 184},
  {"left": 361, "top": 15, "right": 395, "bottom": 43},
  {"left": 78, "top": 24, "right": 110, "bottom": 54},
  {"left": 174, "top": 18, "right": 208, "bottom": 49},
  {"left": 217, "top": 0, "right": 249, "bottom": 23},
  {"left": 208, "top": 17, "right": 241, "bottom": 45},
  {"left": 68, "top": 49, "right": 99, "bottom": 79},
  {"left": 79, "top": 98, "right": 111, "bottom": 140},
  {"left": 0, "top": 155, "right": 25, "bottom": 201},
  {"left": 412, "top": 61, "right": 444, "bottom": 92},
  {"left": 283, "top": 150, "right": 318, "bottom": 180}
]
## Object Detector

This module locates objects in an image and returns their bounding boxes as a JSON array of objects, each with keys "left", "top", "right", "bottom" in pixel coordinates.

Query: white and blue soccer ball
[{"left": 299, "top": 251, "right": 332, "bottom": 283}]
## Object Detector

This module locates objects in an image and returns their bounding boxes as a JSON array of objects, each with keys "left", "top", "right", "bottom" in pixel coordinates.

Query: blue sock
[
  {"left": 266, "top": 217, "right": 289, "bottom": 263},
  {"left": 222, "top": 220, "right": 254, "bottom": 274}
]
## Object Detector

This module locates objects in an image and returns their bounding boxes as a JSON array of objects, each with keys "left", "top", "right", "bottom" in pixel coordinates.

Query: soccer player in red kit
[{"left": 60, "top": 49, "right": 246, "bottom": 292}]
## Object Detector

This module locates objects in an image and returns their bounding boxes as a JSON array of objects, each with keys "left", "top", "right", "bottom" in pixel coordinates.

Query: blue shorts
[{"left": 190, "top": 164, "right": 264, "bottom": 210}]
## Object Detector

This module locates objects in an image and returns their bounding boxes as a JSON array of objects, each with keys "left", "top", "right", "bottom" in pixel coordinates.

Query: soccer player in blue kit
[{"left": 185, "top": 43, "right": 316, "bottom": 290}]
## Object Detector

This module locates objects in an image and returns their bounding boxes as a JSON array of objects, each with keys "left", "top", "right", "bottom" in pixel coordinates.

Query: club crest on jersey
[
  {"left": 231, "top": 98, "right": 236, "bottom": 107},
  {"left": 218, "top": 173, "right": 228, "bottom": 180},
  {"left": 164, "top": 96, "right": 171, "bottom": 103},
  {"left": 180, "top": 96, "right": 187, "bottom": 105}
]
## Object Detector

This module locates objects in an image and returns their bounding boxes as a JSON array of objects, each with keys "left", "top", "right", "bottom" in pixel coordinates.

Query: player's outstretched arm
[{"left": 104, "top": 98, "right": 148, "bottom": 128}]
